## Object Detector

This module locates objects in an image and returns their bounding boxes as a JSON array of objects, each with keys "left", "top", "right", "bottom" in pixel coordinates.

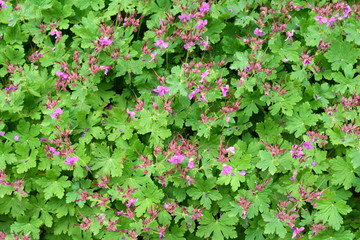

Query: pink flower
[
  {"left": 153, "top": 86, "right": 170, "bottom": 96},
  {"left": 285, "top": 30, "right": 295, "bottom": 41},
  {"left": 50, "top": 108, "right": 63, "bottom": 119},
  {"left": 199, "top": 2, "right": 210, "bottom": 13},
  {"left": 186, "top": 175, "right": 195, "bottom": 185},
  {"left": 283, "top": 58, "right": 290, "bottom": 62},
  {"left": 99, "top": 65, "right": 112, "bottom": 75},
  {"left": 0, "top": 131, "right": 5, "bottom": 135},
  {"left": 154, "top": 40, "right": 169, "bottom": 49},
  {"left": 302, "top": 141, "right": 314, "bottom": 149},
  {"left": 221, "top": 165, "right": 233, "bottom": 175},
  {"left": 64, "top": 156, "right": 79, "bottom": 165},
  {"left": 50, "top": 29, "right": 61, "bottom": 39},
  {"left": 188, "top": 158, "right": 195, "bottom": 168},
  {"left": 292, "top": 226, "right": 304, "bottom": 239},
  {"left": 14, "top": 136, "right": 19, "bottom": 141},
  {"left": 290, "top": 144, "right": 305, "bottom": 159},
  {"left": 56, "top": 71, "right": 69, "bottom": 80},
  {"left": 50, "top": 108, "right": 63, "bottom": 117},
  {"left": 188, "top": 88, "right": 200, "bottom": 100},
  {"left": 49, "top": 147, "right": 60, "bottom": 155},
  {"left": 239, "top": 170, "right": 246, "bottom": 175},
  {"left": 220, "top": 85, "right": 229, "bottom": 97},
  {"left": 254, "top": 28, "right": 264, "bottom": 36},
  {"left": 195, "top": 19, "right": 208, "bottom": 29},
  {"left": 149, "top": 51, "right": 157, "bottom": 62},
  {"left": 199, "top": 36, "right": 210, "bottom": 50},
  {"left": 98, "top": 38, "right": 113, "bottom": 46},
  {"left": 126, "top": 198, "right": 138, "bottom": 207},
  {"left": 178, "top": 14, "right": 191, "bottom": 22},
  {"left": 184, "top": 41, "right": 195, "bottom": 50},
  {"left": 126, "top": 109, "right": 138, "bottom": 121},
  {"left": 0, "top": 0, "right": 8, "bottom": 8},
  {"left": 168, "top": 154, "right": 184, "bottom": 164},
  {"left": 226, "top": 147, "right": 235, "bottom": 154},
  {"left": 314, "top": 16, "right": 327, "bottom": 23}
]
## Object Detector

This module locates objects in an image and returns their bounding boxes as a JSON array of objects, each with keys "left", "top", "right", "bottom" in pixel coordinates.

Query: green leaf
[
  {"left": 330, "top": 157, "right": 355, "bottom": 190},
  {"left": 314, "top": 192, "right": 352, "bottom": 230},
  {"left": 133, "top": 183, "right": 164, "bottom": 217},
  {"left": 91, "top": 144, "right": 124, "bottom": 177},
  {"left": 324, "top": 41, "right": 359, "bottom": 71},
  {"left": 256, "top": 150, "right": 278, "bottom": 175},
  {"left": 285, "top": 102, "right": 319, "bottom": 137},
  {"left": 36, "top": 176, "right": 71, "bottom": 200},
  {"left": 262, "top": 210, "right": 287, "bottom": 238},
  {"left": 197, "top": 212, "right": 237, "bottom": 240},
  {"left": 11, "top": 217, "right": 42, "bottom": 239}
]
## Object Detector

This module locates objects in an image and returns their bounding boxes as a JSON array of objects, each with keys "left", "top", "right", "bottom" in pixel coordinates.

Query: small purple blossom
[
  {"left": 220, "top": 85, "right": 229, "bottom": 97},
  {"left": 228, "top": 9, "right": 233, "bottom": 12},
  {"left": 168, "top": 154, "right": 184, "bottom": 164},
  {"left": 253, "top": 28, "right": 264, "bottom": 36},
  {"left": 14, "top": 136, "right": 19, "bottom": 141},
  {"left": 178, "top": 14, "right": 191, "bottom": 22},
  {"left": 292, "top": 226, "right": 304, "bottom": 239},
  {"left": 126, "top": 109, "right": 138, "bottom": 121},
  {"left": 314, "top": 16, "right": 327, "bottom": 24},
  {"left": 0, "top": 0, "right": 7, "bottom": 8},
  {"left": 188, "top": 88, "right": 200, "bottom": 100},
  {"left": 188, "top": 158, "right": 195, "bottom": 168},
  {"left": 64, "top": 156, "right": 79, "bottom": 165},
  {"left": 226, "top": 147, "right": 235, "bottom": 154},
  {"left": 239, "top": 170, "right": 246, "bottom": 175},
  {"left": 312, "top": 161, "right": 317, "bottom": 166},
  {"left": 184, "top": 41, "right": 195, "bottom": 50},
  {"left": 99, "top": 65, "right": 112, "bottom": 75},
  {"left": 153, "top": 86, "right": 170, "bottom": 96},
  {"left": 126, "top": 198, "right": 138, "bottom": 207},
  {"left": 285, "top": 30, "right": 295, "bottom": 41},
  {"left": 302, "top": 141, "right": 314, "bottom": 149},
  {"left": 290, "top": 144, "right": 305, "bottom": 159},
  {"left": 195, "top": 19, "right": 208, "bottom": 29},
  {"left": 56, "top": 71, "right": 69, "bottom": 80},
  {"left": 50, "top": 108, "right": 63, "bottom": 119},
  {"left": 0, "top": 131, "right": 5, "bottom": 135},
  {"left": 220, "top": 165, "right": 233, "bottom": 175},
  {"left": 98, "top": 38, "right": 113, "bottom": 46},
  {"left": 199, "top": 2, "right": 210, "bottom": 13},
  {"left": 154, "top": 39, "right": 169, "bottom": 49},
  {"left": 283, "top": 58, "right": 290, "bottom": 62}
]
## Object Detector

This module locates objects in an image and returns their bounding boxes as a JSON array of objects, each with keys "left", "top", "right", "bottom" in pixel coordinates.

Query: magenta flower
[
  {"left": 14, "top": 136, "right": 19, "bottom": 141},
  {"left": 126, "top": 198, "right": 138, "bottom": 207},
  {"left": 226, "top": 147, "right": 235, "bottom": 154},
  {"left": 154, "top": 40, "right": 169, "bottom": 49},
  {"left": 168, "top": 154, "right": 184, "bottom": 164},
  {"left": 50, "top": 29, "right": 61, "bottom": 39},
  {"left": 0, "top": 132, "right": 5, "bottom": 135},
  {"left": 283, "top": 58, "right": 290, "bottom": 62},
  {"left": 302, "top": 141, "right": 314, "bottom": 149},
  {"left": 195, "top": 19, "right": 208, "bottom": 29},
  {"left": 49, "top": 147, "right": 60, "bottom": 155},
  {"left": 239, "top": 170, "right": 246, "bottom": 175},
  {"left": 153, "top": 86, "right": 170, "bottom": 96},
  {"left": 292, "top": 226, "right": 304, "bottom": 239},
  {"left": 199, "top": 2, "right": 210, "bottom": 13},
  {"left": 184, "top": 41, "right": 195, "bottom": 50},
  {"left": 0, "top": 0, "right": 8, "bottom": 8},
  {"left": 149, "top": 51, "right": 157, "bottom": 62},
  {"left": 126, "top": 109, "right": 138, "bottom": 121},
  {"left": 220, "top": 85, "right": 229, "bottom": 97},
  {"left": 98, "top": 38, "right": 113, "bottom": 46},
  {"left": 50, "top": 108, "right": 63, "bottom": 119},
  {"left": 64, "top": 156, "right": 79, "bottom": 165},
  {"left": 188, "top": 158, "right": 195, "bottom": 168},
  {"left": 99, "top": 65, "right": 112, "bottom": 75},
  {"left": 56, "top": 71, "right": 69, "bottom": 80},
  {"left": 221, "top": 165, "right": 233, "bottom": 175},
  {"left": 290, "top": 144, "right": 305, "bottom": 159},
  {"left": 188, "top": 88, "right": 200, "bottom": 100},
  {"left": 285, "top": 30, "right": 295, "bottom": 41},
  {"left": 314, "top": 16, "right": 327, "bottom": 23},
  {"left": 254, "top": 28, "right": 264, "bottom": 36},
  {"left": 178, "top": 14, "right": 191, "bottom": 22}
]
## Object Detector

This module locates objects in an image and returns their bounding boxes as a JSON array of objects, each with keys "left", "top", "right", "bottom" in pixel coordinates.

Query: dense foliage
[{"left": 0, "top": 0, "right": 359, "bottom": 239}]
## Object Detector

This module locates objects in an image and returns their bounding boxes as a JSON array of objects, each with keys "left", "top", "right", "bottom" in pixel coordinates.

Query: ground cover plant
[{"left": 0, "top": 0, "right": 359, "bottom": 239}]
